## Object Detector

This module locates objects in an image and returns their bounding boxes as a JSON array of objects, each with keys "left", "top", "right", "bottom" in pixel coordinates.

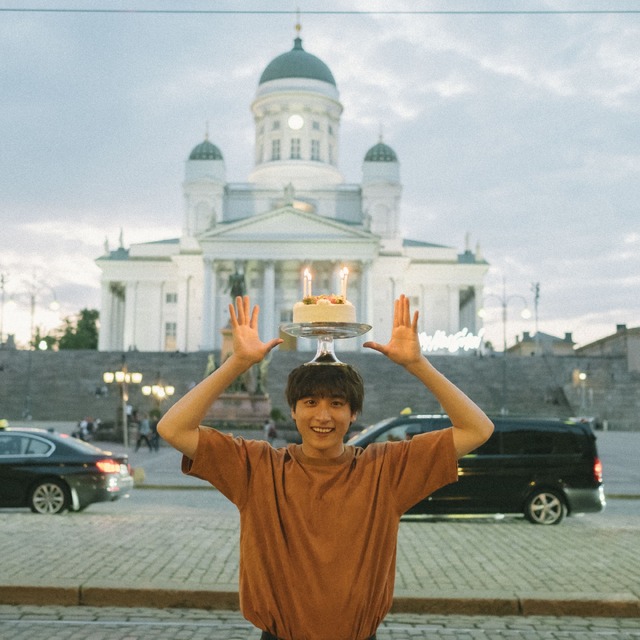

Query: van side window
[
  {"left": 502, "top": 430, "right": 554, "bottom": 455},
  {"left": 471, "top": 433, "right": 500, "bottom": 456},
  {"left": 552, "top": 432, "right": 581, "bottom": 454}
]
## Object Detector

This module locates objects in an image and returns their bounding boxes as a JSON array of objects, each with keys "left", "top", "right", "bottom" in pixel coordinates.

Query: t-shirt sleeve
[
  {"left": 384, "top": 427, "right": 459, "bottom": 514},
  {"left": 181, "top": 428, "right": 269, "bottom": 507}
]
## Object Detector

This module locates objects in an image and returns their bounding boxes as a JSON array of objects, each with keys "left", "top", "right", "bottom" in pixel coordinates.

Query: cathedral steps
[{"left": 1, "top": 348, "right": 637, "bottom": 431}]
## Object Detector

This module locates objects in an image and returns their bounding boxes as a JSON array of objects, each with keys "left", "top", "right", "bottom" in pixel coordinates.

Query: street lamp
[
  {"left": 478, "top": 277, "right": 531, "bottom": 415},
  {"left": 103, "top": 356, "right": 142, "bottom": 449},
  {"left": 18, "top": 278, "right": 60, "bottom": 419},
  {"left": 142, "top": 379, "right": 175, "bottom": 407},
  {"left": 0, "top": 272, "right": 7, "bottom": 347}
]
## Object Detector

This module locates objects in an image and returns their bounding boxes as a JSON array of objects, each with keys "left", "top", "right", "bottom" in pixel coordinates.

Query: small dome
[
  {"left": 189, "top": 139, "right": 223, "bottom": 161},
  {"left": 259, "top": 37, "right": 336, "bottom": 86},
  {"left": 364, "top": 142, "right": 398, "bottom": 162}
]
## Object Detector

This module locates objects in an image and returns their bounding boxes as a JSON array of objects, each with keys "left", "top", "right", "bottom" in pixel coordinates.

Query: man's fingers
[
  {"left": 363, "top": 341, "right": 384, "bottom": 354},
  {"left": 229, "top": 302, "right": 239, "bottom": 326}
]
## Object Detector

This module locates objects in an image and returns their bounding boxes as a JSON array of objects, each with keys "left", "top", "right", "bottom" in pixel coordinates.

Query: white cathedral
[{"left": 97, "top": 31, "right": 488, "bottom": 354}]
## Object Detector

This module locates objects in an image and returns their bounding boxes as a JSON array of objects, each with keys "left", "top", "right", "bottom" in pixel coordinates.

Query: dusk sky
[{"left": 2, "top": 1, "right": 639, "bottom": 350}]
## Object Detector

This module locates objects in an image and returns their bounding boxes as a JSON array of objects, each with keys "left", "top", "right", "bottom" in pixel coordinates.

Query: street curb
[{"left": 1, "top": 584, "right": 638, "bottom": 618}]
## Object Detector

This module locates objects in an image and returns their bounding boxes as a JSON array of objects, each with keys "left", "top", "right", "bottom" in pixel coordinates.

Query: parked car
[
  {"left": 348, "top": 415, "right": 605, "bottom": 525},
  {"left": 0, "top": 426, "right": 134, "bottom": 514}
]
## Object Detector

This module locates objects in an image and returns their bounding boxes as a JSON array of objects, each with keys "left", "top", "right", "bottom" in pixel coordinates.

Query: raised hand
[
  {"left": 229, "top": 296, "right": 283, "bottom": 367},
  {"left": 363, "top": 294, "right": 423, "bottom": 368}
]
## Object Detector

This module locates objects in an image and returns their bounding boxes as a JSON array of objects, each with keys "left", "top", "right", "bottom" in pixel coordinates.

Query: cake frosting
[{"left": 293, "top": 294, "right": 356, "bottom": 324}]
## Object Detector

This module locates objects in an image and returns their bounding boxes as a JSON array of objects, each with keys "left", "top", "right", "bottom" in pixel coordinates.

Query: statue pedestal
[
  {"left": 204, "top": 325, "right": 271, "bottom": 425},
  {"left": 204, "top": 392, "right": 271, "bottom": 426}
]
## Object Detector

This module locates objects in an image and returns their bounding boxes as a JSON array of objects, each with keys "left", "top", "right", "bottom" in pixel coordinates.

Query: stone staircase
[{"left": 0, "top": 348, "right": 638, "bottom": 430}]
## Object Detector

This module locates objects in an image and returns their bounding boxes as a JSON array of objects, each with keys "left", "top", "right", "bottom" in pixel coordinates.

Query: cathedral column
[
  {"left": 361, "top": 261, "right": 373, "bottom": 328},
  {"left": 262, "top": 260, "right": 276, "bottom": 339},
  {"left": 201, "top": 258, "right": 216, "bottom": 350},
  {"left": 448, "top": 285, "right": 460, "bottom": 334},
  {"left": 176, "top": 277, "right": 190, "bottom": 352},
  {"left": 123, "top": 281, "right": 138, "bottom": 351},
  {"left": 98, "top": 282, "right": 112, "bottom": 351}
]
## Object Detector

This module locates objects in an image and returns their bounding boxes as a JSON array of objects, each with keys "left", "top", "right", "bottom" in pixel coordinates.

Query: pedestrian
[
  {"left": 158, "top": 294, "right": 493, "bottom": 640},
  {"left": 135, "top": 412, "right": 153, "bottom": 452},
  {"left": 150, "top": 415, "right": 160, "bottom": 452},
  {"left": 263, "top": 417, "right": 277, "bottom": 443}
]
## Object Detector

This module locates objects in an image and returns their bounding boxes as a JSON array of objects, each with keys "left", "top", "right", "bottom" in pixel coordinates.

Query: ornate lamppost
[
  {"left": 103, "top": 355, "right": 142, "bottom": 448},
  {"left": 141, "top": 379, "right": 175, "bottom": 408}
]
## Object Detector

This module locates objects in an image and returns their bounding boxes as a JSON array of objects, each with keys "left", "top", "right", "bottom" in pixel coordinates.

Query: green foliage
[
  {"left": 56, "top": 308, "right": 99, "bottom": 350},
  {"left": 270, "top": 407, "right": 288, "bottom": 424},
  {"left": 32, "top": 327, "right": 57, "bottom": 351}
]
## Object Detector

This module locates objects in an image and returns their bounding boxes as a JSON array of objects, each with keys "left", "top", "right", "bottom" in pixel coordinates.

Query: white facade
[{"left": 97, "top": 34, "right": 488, "bottom": 354}]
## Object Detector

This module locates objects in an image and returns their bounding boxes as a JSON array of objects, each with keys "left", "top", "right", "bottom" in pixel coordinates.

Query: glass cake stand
[{"left": 281, "top": 322, "right": 372, "bottom": 365}]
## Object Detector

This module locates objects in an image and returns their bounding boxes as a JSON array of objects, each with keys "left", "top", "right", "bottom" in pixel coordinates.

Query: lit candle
[
  {"left": 340, "top": 266, "right": 349, "bottom": 299},
  {"left": 303, "top": 268, "right": 312, "bottom": 298}
]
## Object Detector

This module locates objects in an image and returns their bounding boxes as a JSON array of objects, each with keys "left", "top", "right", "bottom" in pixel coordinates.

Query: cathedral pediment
[
  {"left": 198, "top": 206, "right": 376, "bottom": 242},
  {"left": 197, "top": 206, "right": 378, "bottom": 262}
]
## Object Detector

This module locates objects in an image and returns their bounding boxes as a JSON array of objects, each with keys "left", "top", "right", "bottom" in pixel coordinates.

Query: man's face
[{"left": 291, "top": 395, "right": 357, "bottom": 459}]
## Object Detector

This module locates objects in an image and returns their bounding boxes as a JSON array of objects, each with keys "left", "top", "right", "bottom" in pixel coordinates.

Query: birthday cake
[{"left": 292, "top": 294, "right": 356, "bottom": 324}]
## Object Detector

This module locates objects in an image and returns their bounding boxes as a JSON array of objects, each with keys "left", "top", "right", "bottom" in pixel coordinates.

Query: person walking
[{"left": 135, "top": 412, "right": 153, "bottom": 452}]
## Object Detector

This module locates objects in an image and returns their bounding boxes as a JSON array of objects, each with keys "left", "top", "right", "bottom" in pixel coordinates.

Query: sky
[{"left": 1, "top": 0, "right": 639, "bottom": 351}]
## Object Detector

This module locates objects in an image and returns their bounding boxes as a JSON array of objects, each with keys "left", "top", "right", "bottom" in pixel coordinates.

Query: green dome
[
  {"left": 189, "top": 139, "right": 223, "bottom": 160},
  {"left": 364, "top": 142, "right": 398, "bottom": 162},
  {"left": 259, "top": 37, "right": 336, "bottom": 86}
]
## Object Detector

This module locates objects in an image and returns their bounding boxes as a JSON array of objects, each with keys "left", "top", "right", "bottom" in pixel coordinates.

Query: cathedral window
[
  {"left": 312, "top": 120, "right": 320, "bottom": 131},
  {"left": 290, "top": 138, "right": 301, "bottom": 159},
  {"left": 272, "top": 120, "right": 280, "bottom": 130},
  {"left": 271, "top": 139, "right": 280, "bottom": 160},
  {"left": 328, "top": 124, "right": 334, "bottom": 135},
  {"left": 164, "top": 322, "right": 177, "bottom": 351},
  {"left": 165, "top": 292, "right": 177, "bottom": 304},
  {"left": 311, "top": 139, "right": 321, "bottom": 161}
]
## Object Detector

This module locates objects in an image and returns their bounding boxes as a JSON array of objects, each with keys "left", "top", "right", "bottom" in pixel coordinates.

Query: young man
[{"left": 158, "top": 294, "right": 493, "bottom": 640}]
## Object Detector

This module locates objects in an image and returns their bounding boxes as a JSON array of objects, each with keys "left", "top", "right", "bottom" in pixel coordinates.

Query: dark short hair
[{"left": 285, "top": 364, "right": 364, "bottom": 414}]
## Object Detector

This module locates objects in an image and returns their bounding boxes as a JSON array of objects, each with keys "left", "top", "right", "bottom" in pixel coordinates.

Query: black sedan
[{"left": 0, "top": 426, "right": 134, "bottom": 514}]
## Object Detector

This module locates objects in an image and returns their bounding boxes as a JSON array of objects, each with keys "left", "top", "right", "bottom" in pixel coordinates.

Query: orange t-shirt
[{"left": 183, "top": 427, "right": 457, "bottom": 640}]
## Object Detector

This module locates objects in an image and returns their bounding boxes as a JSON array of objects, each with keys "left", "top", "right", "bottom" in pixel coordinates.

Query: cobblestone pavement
[
  {"left": 1, "top": 428, "right": 639, "bottom": 637},
  {"left": 2, "top": 506, "right": 639, "bottom": 616},
  {"left": 0, "top": 606, "right": 639, "bottom": 639}
]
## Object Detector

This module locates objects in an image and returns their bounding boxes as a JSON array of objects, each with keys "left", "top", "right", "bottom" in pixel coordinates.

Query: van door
[{"left": 423, "top": 432, "right": 504, "bottom": 514}]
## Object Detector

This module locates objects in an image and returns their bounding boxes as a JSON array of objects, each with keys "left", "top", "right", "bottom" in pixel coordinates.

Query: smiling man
[{"left": 158, "top": 295, "right": 493, "bottom": 640}]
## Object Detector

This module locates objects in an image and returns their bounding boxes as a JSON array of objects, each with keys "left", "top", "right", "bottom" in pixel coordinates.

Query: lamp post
[
  {"left": 103, "top": 355, "right": 142, "bottom": 449},
  {"left": 478, "top": 277, "right": 531, "bottom": 415},
  {"left": 0, "top": 272, "right": 7, "bottom": 347},
  {"left": 19, "top": 278, "right": 60, "bottom": 419},
  {"left": 141, "top": 378, "right": 175, "bottom": 408}
]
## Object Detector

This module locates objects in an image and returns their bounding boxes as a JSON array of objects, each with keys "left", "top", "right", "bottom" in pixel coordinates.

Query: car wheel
[
  {"left": 524, "top": 489, "right": 567, "bottom": 525},
  {"left": 29, "top": 479, "right": 70, "bottom": 514}
]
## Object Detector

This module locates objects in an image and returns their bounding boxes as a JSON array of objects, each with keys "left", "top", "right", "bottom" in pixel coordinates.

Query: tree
[{"left": 56, "top": 309, "right": 99, "bottom": 350}]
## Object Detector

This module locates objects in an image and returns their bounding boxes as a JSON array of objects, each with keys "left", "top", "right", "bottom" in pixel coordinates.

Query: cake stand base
[{"left": 280, "top": 323, "right": 372, "bottom": 366}]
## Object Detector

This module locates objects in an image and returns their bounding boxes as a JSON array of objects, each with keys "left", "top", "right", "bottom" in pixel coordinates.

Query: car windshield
[{"left": 347, "top": 417, "right": 396, "bottom": 443}]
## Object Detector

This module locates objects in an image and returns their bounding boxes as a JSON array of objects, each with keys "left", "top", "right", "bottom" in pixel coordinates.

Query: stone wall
[{"left": 0, "top": 348, "right": 638, "bottom": 430}]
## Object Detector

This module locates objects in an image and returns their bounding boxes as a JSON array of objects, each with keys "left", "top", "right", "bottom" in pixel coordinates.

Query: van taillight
[{"left": 593, "top": 457, "right": 603, "bottom": 483}]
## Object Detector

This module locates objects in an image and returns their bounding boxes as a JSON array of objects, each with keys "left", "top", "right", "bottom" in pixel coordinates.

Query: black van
[{"left": 347, "top": 415, "right": 605, "bottom": 525}]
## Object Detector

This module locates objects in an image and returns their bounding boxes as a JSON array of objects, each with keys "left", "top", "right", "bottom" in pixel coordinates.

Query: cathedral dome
[
  {"left": 364, "top": 141, "right": 398, "bottom": 162},
  {"left": 259, "top": 37, "right": 336, "bottom": 86},
  {"left": 189, "top": 139, "right": 223, "bottom": 161}
]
